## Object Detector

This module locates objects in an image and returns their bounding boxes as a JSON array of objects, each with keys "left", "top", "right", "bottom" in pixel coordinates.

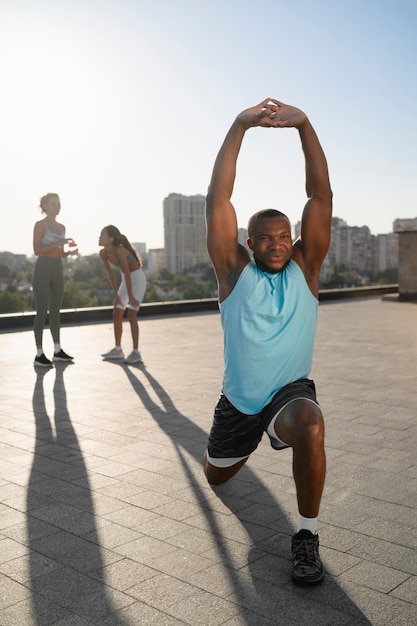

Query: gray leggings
[{"left": 32, "top": 257, "right": 64, "bottom": 346}]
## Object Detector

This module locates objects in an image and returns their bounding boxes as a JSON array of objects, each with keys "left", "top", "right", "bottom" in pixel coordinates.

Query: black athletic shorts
[{"left": 207, "top": 378, "right": 318, "bottom": 459}]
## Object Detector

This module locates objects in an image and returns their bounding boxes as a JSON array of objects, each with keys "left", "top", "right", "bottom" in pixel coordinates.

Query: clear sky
[{"left": 1, "top": 0, "right": 416, "bottom": 257}]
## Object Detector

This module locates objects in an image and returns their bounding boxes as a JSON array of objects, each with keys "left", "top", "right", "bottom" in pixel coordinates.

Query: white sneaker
[
  {"left": 102, "top": 347, "right": 125, "bottom": 359},
  {"left": 124, "top": 350, "right": 142, "bottom": 364}
]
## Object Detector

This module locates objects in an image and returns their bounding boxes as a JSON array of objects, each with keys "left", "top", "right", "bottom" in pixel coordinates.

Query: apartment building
[
  {"left": 163, "top": 193, "right": 209, "bottom": 274},
  {"left": 295, "top": 217, "right": 399, "bottom": 283}
]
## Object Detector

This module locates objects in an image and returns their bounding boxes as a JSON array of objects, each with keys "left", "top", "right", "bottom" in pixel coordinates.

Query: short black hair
[{"left": 247, "top": 209, "right": 289, "bottom": 238}]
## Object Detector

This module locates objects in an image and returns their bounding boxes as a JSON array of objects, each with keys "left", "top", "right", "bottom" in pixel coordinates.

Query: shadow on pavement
[
  {"left": 120, "top": 362, "right": 371, "bottom": 625},
  {"left": 29, "top": 363, "right": 130, "bottom": 625}
]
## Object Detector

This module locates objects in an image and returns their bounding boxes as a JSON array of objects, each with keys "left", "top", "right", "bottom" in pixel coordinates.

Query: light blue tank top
[{"left": 220, "top": 259, "right": 318, "bottom": 414}]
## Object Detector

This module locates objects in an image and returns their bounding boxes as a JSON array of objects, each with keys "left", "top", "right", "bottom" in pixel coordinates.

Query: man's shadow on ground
[
  {"left": 119, "top": 362, "right": 371, "bottom": 625},
  {"left": 29, "top": 364, "right": 130, "bottom": 625}
]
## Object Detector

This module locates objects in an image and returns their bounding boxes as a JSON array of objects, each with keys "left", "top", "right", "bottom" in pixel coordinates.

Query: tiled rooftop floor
[{"left": 0, "top": 296, "right": 416, "bottom": 625}]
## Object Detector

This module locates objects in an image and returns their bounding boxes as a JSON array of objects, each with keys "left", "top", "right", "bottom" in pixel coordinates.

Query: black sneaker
[
  {"left": 34, "top": 354, "right": 53, "bottom": 367},
  {"left": 291, "top": 529, "right": 324, "bottom": 586},
  {"left": 53, "top": 349, "right": 74, "bottom": 362}
]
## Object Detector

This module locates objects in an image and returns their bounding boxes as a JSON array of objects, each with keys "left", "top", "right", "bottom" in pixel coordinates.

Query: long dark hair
[{"left": 103, "top": 225, "right": 141, "bottom": 267}]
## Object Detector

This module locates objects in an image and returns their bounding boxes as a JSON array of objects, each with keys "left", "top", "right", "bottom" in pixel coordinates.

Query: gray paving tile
[
  {"left": 101, "top": 601, "right": 184, "bottom": 625},
  {"left": 0, "top": 596, "right": 71, "bottom": 625},
  {"left": 113, "top": 534, "right": 180, "bottom": 564},
  {"left": 0, "top": 551, "right": 63, "bottom": 583},
  {"left": 390, "top": 575, "right": 417, "bottom": 604},
  {"left": 347, "top": 585, "right": 417, "bottom": 625},
  {"left": 136, "top": 515, "right": 193, "bottom": 540},
  {"left": 338, "top": 560, "right": 411, "bottom": 593},
  {"left": 30, "top": 529, "right": 97, "bottom": 559},
  {"left": 143, "top": 547, "right": 215, "bottom": 580},
  {"left": 0, "top": 299, "right": 416, "bottom": 625},
  {"left": 1, "top": 517, "right": 59, "bottom": 546},
  {"left": 0, "top": 574, "right": 31, "bottom": 609},
  {"left": 166, "top": 589, "right": 240, "bottom": 625},
  {"left": 89, "top": 557, "right": 159, "bottom": 591},
  {"left": 83, "top": 522, "right": 143, "bottom": 550},
  {"left": 0, "top": 507, "right": 26, "bottom": 530},
  {"left": 0, "top": 537, "right": 30, "bottom": 563}
]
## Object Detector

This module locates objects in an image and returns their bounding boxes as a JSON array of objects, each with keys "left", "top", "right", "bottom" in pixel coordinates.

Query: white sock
[
  {"left": 54, "top": 343, "right": 61, "bottom": 353},
  {"left": 298, "top": 514, "right": 318, "bottom": 534},
  {"left": 36, "top": 348, "right": 43, "bottom": 357},
  {"left": 115, "top": 346, "right": 122, "bottom": 351}
]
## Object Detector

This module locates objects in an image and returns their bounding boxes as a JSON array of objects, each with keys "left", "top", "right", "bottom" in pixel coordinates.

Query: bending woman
[
  {"left": 99, "top": 225, "right": 147, "bottom": 364},
  {"left": 32, "top": 193, "right": 77, "bottom": 367}
]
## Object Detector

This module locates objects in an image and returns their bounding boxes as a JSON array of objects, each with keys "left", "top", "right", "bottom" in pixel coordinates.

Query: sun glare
[{"left": 8, "top": 43, "right": 82, "bottom": 134}]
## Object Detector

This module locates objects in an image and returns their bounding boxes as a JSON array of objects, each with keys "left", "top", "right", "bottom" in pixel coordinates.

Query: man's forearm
[
  {"left": 207, "top": 119, "right": 246, "bottom": 205},
  {"left": 298, "top": 118, "right": 331, "bottom": 200}
]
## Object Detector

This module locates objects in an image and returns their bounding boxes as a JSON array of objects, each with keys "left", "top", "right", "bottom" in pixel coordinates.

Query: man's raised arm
[
  {"left": 267, "top": 100, "right": 333, "bottom": 277},
  {"left": 297, "top": 116, "right": 333, "bottom": 275},
  {"left": 206, "top": 99, "right": 278, "bottom": 294}
]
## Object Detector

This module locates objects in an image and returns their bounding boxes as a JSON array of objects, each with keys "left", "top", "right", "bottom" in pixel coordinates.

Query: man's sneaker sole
[{"left": 292, "top": 569, "right": 324, "bottom": 586}]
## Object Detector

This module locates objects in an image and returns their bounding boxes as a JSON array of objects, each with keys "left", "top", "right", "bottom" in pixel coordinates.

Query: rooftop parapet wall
[
  {"left": 394, "top": 228, "right": 417, "bottom": 301},
  {"left": 0, "top": 285, "right": 399, "bottom": 331}
]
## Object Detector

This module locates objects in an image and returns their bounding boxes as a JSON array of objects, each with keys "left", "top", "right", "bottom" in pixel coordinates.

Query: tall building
[
  {"left": 147, "top": 248, "right": 164, "bottom": 275},
  {"left": 373, "top": 233, "right": 399, "bottom": 273},
  {"left": 132, "top": 242, "right": 147, "bottom": 262},
  {"left": 163, "top": 193, "right": 210, "bottom": 274}
]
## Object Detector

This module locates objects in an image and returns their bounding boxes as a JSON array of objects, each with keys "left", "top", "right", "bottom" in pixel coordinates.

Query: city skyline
[
  {"left": 0, "top": 208, "right": 407, "bottom": 260},
  {"left": 1, "top": 0, "right": 416, "bottom": 257}
]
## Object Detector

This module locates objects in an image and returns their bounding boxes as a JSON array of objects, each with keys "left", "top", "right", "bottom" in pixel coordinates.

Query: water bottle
[
  {"left": 69, "top": 240, "right": 78, "bottom": 254},
  {"left": 64, "top": 240, "right": 78, "bottom": 254}
]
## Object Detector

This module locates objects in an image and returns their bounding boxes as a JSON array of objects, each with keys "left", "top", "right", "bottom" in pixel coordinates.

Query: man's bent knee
[
  {"left": 293, "top": 409, "right": 325, "bottom": 450},
  {"left": 274, "top": 400, "right": 324, "bottom": 449}
]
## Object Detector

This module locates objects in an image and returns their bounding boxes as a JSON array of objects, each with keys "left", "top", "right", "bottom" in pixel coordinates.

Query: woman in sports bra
[
  {"left": 32, "top": 193, "right": 78, "bottom": 367},
  {"left": 99, "top": 224, "right": 147, "bottom": 364}
]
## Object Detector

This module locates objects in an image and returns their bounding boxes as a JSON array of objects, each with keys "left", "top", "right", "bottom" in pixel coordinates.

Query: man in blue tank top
[{"left": 204, "top": 98, "right": 332, "bottom": 586}]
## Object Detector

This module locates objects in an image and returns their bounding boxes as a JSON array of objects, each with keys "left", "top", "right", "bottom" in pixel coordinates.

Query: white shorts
[{"left": 116, "top": 268, "right": 147, "bottom": 311}]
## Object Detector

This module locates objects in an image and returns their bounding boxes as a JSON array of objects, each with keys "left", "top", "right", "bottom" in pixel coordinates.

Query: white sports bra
[{"left": 42, "top": 227, "right": 65, "bottom": 246}]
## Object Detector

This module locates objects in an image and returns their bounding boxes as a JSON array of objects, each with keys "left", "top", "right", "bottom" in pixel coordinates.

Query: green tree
[
  {"left": 144, "top": 285, "right": 162, "bottom": 302},
  {"left": 0, "top": 291, "right": 30, "bottom": 313},
  {"left": 62, "top": 282, "right": 94, "bottom": 308},
  {"left": 202, "top": 280, "right": 217, "bottom": 298},
  {"left": 169, "top": 274, "right": 193, "bottom": 290},
  {"left": 326, "top": 264, "right": 360, "bottom": 288},
  {"left": 183, "top": 286, "right": 202, "bottom": 300},
  {"left": 0, "top": 263, "right": 11, "bottom": 279},
  {"left": 159, "top": 268, "right": 173, "bottom": 281}
]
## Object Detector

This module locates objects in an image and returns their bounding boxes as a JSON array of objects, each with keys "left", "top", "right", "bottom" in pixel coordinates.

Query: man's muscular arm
[
  {"left": 206, "top": 98, "right": 278, "bottom": 300},
  {"left": 296, "top": 116, "right": 333, "bottom": 282},
  {"left": 267, "top": 99, "right": 333, "bottom": 289}
]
